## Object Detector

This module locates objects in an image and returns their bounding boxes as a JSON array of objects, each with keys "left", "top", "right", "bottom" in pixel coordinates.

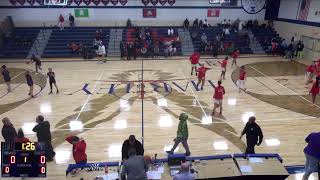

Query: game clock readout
[{"left": 1, "top": 142, "right": 47, "bottom": 177}]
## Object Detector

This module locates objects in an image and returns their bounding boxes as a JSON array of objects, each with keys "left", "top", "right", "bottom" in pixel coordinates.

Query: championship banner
[
  {"left": 167, "top": 0, "right": 175, "bottom": 6},
  {"left": 110, "top": 0, "right": 118, "bottom": 5},
  {"left": 207, "top": 9, "right": 220, "bottom": 17},
  {"left": 36, "top": 0, "right": 44, "bottom": 5},
  {"left": 9, "top": 0, "right": 17, "bottom": 5},
  {"left": 143, "top": 8, "right": 156, "bottom": 18},
  {"left": 27, "top": 0, "right": 35, "bottom": 5},
  {"left": 151, "top": 0, "right": 158, "bottom": 5},
  {"left": 75, "top": 9, "right": 89, "bottom": 17},
  {"left": 74, "top": 0, "right": 82, "bottom": 5},
  {"left": 159, "top": 0, "right": 166, "bottom": 5},
  {"left": 92, "top": 0, "right": 100, "bottom": 5},
  {"left": 142, "top": 0, "right": 149, "bottom": 6},
  {"left": 67, "top": 0, "right": 73, "bottom": 5},
  {"left": 101, "top": 0, "right": 109, "bottom": 5},
  {"left": 17, "top": 0, "right": 26, "bottom": 5},
  {"left": 83, "top": 0, "right": 91, "bottom": 5},
  {"left": 119, "top": 0, "right": 127, "bottom": 5}
]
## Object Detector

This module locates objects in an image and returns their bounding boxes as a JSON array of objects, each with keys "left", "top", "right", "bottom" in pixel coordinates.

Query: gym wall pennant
[
  {"left": 74, "top": 0, "right": 82, "bottom": 5},
  {"left": 27, "top": 0, "right": 35, "bottom": 5},
  {"left": 159, "top": 0, "right": 166, "bottom": 5},
  {"left": 101, "top": 0, "right": 109, "bottom": 5},
  {"left": 17, "top": 0, "right": 26, "bottom": 5},
  {"left": 9, "top": 0, "right": 17, "bottom": 5},
  {"left": 92, "top": 0, "right": 100, "bottom": 5},
  {"left": 142, "top": 0, "right": 149, "bottom": 6},
  {"left": 110, "top": 0, "right": 118, "bottom": 5},
  {"left": 151, "top": 0, "right": 158, "bottom": 6},
  {"left": 167, "top": 0, "right": 175, "bottom": 6},
  {"left": 119, "top": 0, "right": 127, "bottom": 5},
  {"left": 83, "top": 0, "right": 91, "bottom": 5},
  {"left": 67, "top": 0, "right": 73, "bottom": 5},
  {"left": 36, "top": 0, "right": 43, "bottom": 5}
]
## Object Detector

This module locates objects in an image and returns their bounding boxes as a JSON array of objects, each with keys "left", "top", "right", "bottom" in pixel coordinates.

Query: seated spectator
[
  {"left": 168, "top": 28, "right": 174, "bottom": 36},
  {"left": 154, "top": 44, "right": 160, "bottom": 58},
  {"left": 15, "top": 128, "right": 30, "bottom": 143},
  {"left": 173, "top": 162, "right": 195, "bottom": 180},
  {"left": 94, "top": 30, "right": 102, "bottom": 40},
  {"left": 120, "top": 149, "right": 148, "bottom": 180},
  {"left": 170, "top": 41, "right": 177, "bottom": 56},
  {"left": 68, "top": 42, "right": 80, "bottom": 53},
  {"left": 127, "top": 18, "right": 132, "bottom": 28},
  {"left": 201, "top": 33, "right": 207, "bottom": 44},
  {"left": 191, "top": 31, "right": 198, "bottom": 41},
  {"left": 193, "top": 18, "right": 199, "bottom": 28},
  {"left": 183, "top": 18, "right": 189, "bottom": 29},
  {"left": 223, "top": 28, "right": 230, "bottom": 36},
  {"left": 2, "top": 117, "right": 17, "bottom": 142},
  {"left": 121, "top": 135, "right": 144, "bottom": 160}
]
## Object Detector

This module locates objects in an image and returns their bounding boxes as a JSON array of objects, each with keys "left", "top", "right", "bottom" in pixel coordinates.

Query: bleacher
[
  {"left": 190, "top": 26, "right": 252, "bottom": 55},
  {"left": 251, "top": 26, "right": 280, "bottom": 50},
  {"left": 42, "top": 27, "right": 110, "bottom": 58},
  {"left": 0, "top": 27, "right": 40, "bottom": 59},
  {"left": 122, "top": 27, "right": 182, "bottom": 57}
]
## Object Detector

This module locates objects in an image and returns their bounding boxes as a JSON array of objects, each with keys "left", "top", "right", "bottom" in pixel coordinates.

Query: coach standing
[
  {"left": 33, "top": 115, "right": 56, "bottom": 161},
  {"left": 240, "top": 116, "right": 263, "bottom": 154},
  {"left": 302, "top": 132, "right": 320, "bottom": 180}
]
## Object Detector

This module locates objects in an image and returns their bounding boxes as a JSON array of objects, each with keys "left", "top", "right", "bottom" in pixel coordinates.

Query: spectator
[
  {"left": 68, "top": 42, "right": 80, "bottom": 53},
  {"left": 221, "top": 19, "right": 227, "bottom": 26},
  {"left": 120, "top": 149, "right": 148, "bottom": 180},
  {"left": 58, "top": 14, "right": 64, "bottom": 30},
  {"left": 121, "top": 135, "right": 144, "bottom": 160},
  {"left": 199, "top": 19, "right": 203, "bottom": 29},
  {"left": 223, "top": 28, "right": 230, "bottom": 36},
  {"left": 204, "top": 19, "right": 209, "bottom": 28},
  {"left": 168, "top": 28, "right": 174, "bottom": 36},
  {"left": 183, "top": 18, "right": 189, "bottom": 29},
  {"left": 173, "top": 162, "right": 195, "bottom": 180},
  {"left": 15, "top": 128, "right": 30, "bottom": 143},
  {"left": 240, "top": 116, "right": 263, "bottom": 154},
  {"left": 126, "top": 18, "right": 132, "bottom": 28},
  {"left": 66, "top": 136, "right": 87, "bottom": 164},
  {"left": 169, "top": 41, "right": 177, "bottom": 56},
  {"left": 287, "top": 43, "right": 294, "bottom": 61},
  {"left": 120, "top": 42, "right": 125, "bottom": 60},
  {"left": 193, "top": 18, "right": 199, "bottom": 28},
  {"left": 32, "top": 115, "right": 55, "bottom": 161},
  {"left": 166, "top": 113, "right": 191, "bottom": 156},
  {"left": 1, "top": 65, "right": 11, "bottom": 93},
  {"left": 69, "top": 13, "right": 75, "bottom": 27},
  {"left": 201, "top": 33, "right": 207, "bottom": 44},
  {"left": 153, "top": 43, "right": 159, "bottom": 58},
  {"left": 297, "top": 41, "right": 304, "bottom": 59},
  {"left": 238, "top": 20, "right": 244, "bottom": 31},
  {"left": 1, "top": 117, "right": 17, "bottom": 142},
  {"left": 302, "top": 132, "right": 320, "bottom": 180},
  {"left": 127, "top": 43, "right": 133, "bottom": 60}
]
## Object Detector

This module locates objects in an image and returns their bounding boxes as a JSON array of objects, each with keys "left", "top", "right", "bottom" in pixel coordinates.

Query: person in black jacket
[
  {"left": 240, "top": 116, "right": 263, "bottom": 154},
  {"left": 121, "top": 135, "right": 144, "bottom": 160},
  {"left": 1, "top": 117, "right": 17, "bottom": 142},
  {"left": 32, "top": 115, "right": 55, "bottom": 161},
  {"left": 69, "top": 13, "right": 75, "bottom": 28}
]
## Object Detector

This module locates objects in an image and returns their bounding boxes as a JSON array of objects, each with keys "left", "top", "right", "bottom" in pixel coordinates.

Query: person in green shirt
[{"left": 166, "top": 113, "right": 191, "bottom": 156}]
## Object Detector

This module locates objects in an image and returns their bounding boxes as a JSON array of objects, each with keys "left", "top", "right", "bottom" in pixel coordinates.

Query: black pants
[
  {"left": 245, "top": 141, "right": 256, "bottom": 154},
  {"left": 39, "top": 141, "right": 56, "bottom": 159}
]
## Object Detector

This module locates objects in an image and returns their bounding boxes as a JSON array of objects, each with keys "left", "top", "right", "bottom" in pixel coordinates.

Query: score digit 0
[
  {"left": 40, "top": 156, "right": 46, "bottom": 164},
  {"left": 40, "top": 167, "right": 46, "bottom": 174},
  {"left": 10, "top": 156, "right": 15, "bottom": 164},
  {"left": 4, "top": 166, "right": 10, "bottom": 173}
]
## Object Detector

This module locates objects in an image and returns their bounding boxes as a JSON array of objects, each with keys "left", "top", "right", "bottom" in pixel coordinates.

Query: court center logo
[{"left": 241, "top": 0, "right": 266, "bottom": 14}]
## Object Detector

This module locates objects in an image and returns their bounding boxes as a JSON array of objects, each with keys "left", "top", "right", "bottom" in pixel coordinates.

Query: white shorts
[
  {"left": 214, "top": 99, "right": 223, "bottom": 105},
  {"left": 221, "top": 67, "right": 226, "bottom": 72},
  {"left": 192, "top": 64, "right": 197, "bottom": 68},
  {"left": 237, "top": 79, "right": 246, "bottom": 90}
]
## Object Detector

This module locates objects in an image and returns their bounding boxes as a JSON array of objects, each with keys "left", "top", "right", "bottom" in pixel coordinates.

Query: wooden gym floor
[{"left": 0, "top": 56, "right": 319, "bottom": 180}]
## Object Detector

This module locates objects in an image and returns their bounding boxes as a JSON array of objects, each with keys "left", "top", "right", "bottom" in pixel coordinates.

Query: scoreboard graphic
[{"left": 1, "top": 142, "right": 46, "bottom": 177}]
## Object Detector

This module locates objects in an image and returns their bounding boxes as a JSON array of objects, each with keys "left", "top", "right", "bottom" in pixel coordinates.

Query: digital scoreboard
[{"left": 1, "top": 142, "right": 46, "bottom": 178}]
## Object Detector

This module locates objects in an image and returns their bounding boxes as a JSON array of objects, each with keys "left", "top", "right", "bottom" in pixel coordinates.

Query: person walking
[
  {"left": 1, "top": 65, "right": 11, "bottom": 92},
  {"left": 240, "top": 116, "right": 263, "bottom": 154},
  {"left": 65, "top": 136, "right": 87, "bottom": 165},
  {"left": 32, "top": 115, "right": 56, "bottom": 161},
  {"left": 166, "top": 113, "right": 191, "bottom": 156},
  {"left": 302, "top": 132, "right": 320, "bottom": 180}
]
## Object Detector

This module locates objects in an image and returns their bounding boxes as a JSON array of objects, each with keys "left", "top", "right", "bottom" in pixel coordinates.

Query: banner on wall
[
  {"left": 119, "top": 0, "right": 127, "bottom": 5},
  {"left": 150, "top": 0, "right": 158, "bottom": 6},
  {"left": 159, "top": 0, "right": 166, "bottom": 5},
  {"left": 110, "top": 0, "right": 118, "bottom": 5},
  {"left": 101, "top": 0, "right": 109, "bottom": 5},
  {"left": 75, "top": 9, "right": 89, "bottom": 17},
  {"left": 92, "top": 0, "right": 100, "bottom": 5},
  {"left": 298, "top": 0, "right": 311, "bottom": 21},
  {"left": 207, "top": 9, "right": 220, "bottom": 17},
  {"left": 83, "top": 0, "right": 91, "bottom": 5},
  {"left": 17, "top": 0, "right": 26, "bottom": 5},
  {"left": 143, "top": 8, "right": 157, "bottom": 18},
  {"left": 27, "top": 0, "right": 35, "bottom": 5},
  {"left": 9, "top": 0, "right": 17, "bottom": 5}
]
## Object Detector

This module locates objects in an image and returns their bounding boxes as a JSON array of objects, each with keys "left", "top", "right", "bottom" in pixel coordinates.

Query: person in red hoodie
[
  {"left": 196, "top": 64, "right": 211, "bottom": 90},
  {"left": 15, "top": 128, "right": 30, "bottom": 143},
  {"left": 189, "top": 52, "right": 201, "bottom": 75},
  {"left": 65, "top": 136, "right": 87, "bottom": 165},
  {"left": 231, "top": 50, "right": 240, "bottom": 68},
  {"left": 212, "top": 80, "right": 225, "bottom": 116},
  {"left": 310, "top": 76, "right": 320, "bottom": 106},
  {"left": 218, "top": 57, "right": 228, "bottom": 80}
]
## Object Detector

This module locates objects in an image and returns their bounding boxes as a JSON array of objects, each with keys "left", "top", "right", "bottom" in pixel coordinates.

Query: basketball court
[{"left": 1, "top": 55, "right": 319, "bottom": 179}]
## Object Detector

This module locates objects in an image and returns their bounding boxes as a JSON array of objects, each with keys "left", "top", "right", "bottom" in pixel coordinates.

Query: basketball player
[
  {"left": 25, "top": 71, "right": 34, "bottom": 98},
  {"left": 310, "top": 77, "right": 320, "bottom": 106},
  {"left": 196, "top": 64, "right": 211, "bottom": 90},
  {"left": 97, "top": 43, "right": 106, "bottom": 63},
  {"left": 47, "top": 68, "right": 59, "bottom": 94},
  {"left": 1, "top": 65, "right": 11, "bottom": 92},
  {"left": 29, "top": 54, "right": 42, "bottom": 73},
  {"left": 212, "top": 80, "right": 225, "bottom": 116},
  {"left": 218, "top": 57, "right": 228, "bottom": 80},
  {"left": 305, "top": 63, "right": 316, "bottom": 85},
  {"left": 231, "top": 50, "right": 240, "bottom": 67},
  {"left": 189, "top": 52, "right": 200, "bottom": 75},
  {"left": 237, "top": 66, "right": 246, "bottom": 93}
]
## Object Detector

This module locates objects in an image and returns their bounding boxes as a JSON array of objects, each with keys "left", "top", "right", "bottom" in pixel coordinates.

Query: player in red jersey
[
  {"left": 305, "top": 63, "right": 316, "bottom": 85},
  {"left": 218, "top": 57, "right": 228, "bottom": 80},
  {"left": 196, "top": 64, "right": 211, "bottom": 90},
  {"left": 237, "top": 65, "right": 246, "bottom": 93},
  {"left": 212, "top": 80, "right": 225, "bottom": 116},
  {"left": 231, "top": 50, "right": 240, "bottom": 67},
  {"left": 310, "top": 76, "right": 320, "bottom": 106},
  {"left": 190, "top": 52, "right": 201, "bottom": 75}
]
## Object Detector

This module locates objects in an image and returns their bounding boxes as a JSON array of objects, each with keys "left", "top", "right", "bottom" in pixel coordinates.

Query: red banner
[
  {"left": 207, "top": 9, "right": 220, "bottom": 17},
  {"left": 143, "top": 8, "right": 156, "bottom": 18}
]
